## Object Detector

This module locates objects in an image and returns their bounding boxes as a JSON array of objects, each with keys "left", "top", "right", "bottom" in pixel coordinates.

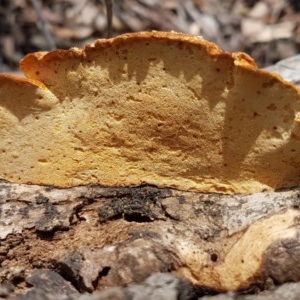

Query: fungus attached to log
[
  {"left": 2, "top": 32, "right": 300, "bottom": 299},
  {"left": 1, "top": 32, "right": 300, "bottom": 193}
]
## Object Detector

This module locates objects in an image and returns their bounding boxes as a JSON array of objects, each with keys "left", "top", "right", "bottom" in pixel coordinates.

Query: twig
[
  {"left": 29, "top": 0, "right": 56, "bottom": 50},
  {"left": 104, "top": 0, "right": 114, "bottom": 38}
]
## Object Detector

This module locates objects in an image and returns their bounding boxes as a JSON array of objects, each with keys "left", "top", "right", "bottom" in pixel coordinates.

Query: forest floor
[{"left": 0, "top": 0, "right": 300, "bottom": 72}]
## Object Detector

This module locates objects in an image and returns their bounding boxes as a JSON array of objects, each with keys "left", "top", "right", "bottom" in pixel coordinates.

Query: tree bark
[{"left": 1, "top": 179, "right": 300, "bottom": 299}]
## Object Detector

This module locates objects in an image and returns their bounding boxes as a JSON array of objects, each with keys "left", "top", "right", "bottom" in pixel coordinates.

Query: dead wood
[{"left": 1, "top": 180, "right": 300, "bottom": 299}]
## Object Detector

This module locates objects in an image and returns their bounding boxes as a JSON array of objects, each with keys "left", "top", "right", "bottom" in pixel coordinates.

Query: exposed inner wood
[{"left": 1, "top": 181, "right": 300, "bottom": 297}]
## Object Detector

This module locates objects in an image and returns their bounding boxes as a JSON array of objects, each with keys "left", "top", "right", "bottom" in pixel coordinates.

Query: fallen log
[{"left": 1, "top": 181, "right": 300, "bottom": 299}]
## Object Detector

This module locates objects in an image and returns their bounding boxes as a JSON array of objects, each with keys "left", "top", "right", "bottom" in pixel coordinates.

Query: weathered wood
[{"left": 1, "top": 179, "right": 300, "bottom": 299}]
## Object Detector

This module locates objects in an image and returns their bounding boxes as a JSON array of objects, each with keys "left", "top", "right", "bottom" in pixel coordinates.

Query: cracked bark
[{"left": 1, "top": 180, "right": 300, "bottom": 299}]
